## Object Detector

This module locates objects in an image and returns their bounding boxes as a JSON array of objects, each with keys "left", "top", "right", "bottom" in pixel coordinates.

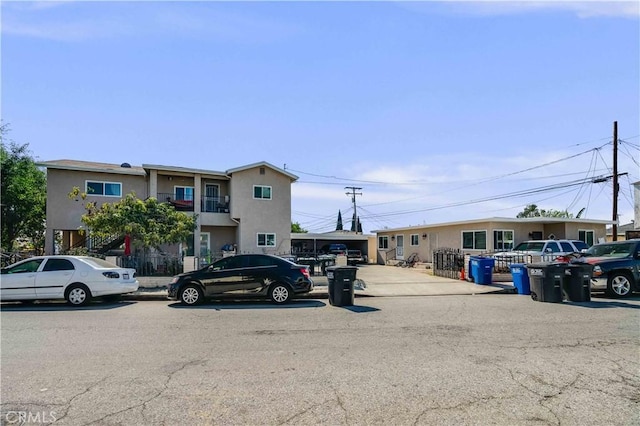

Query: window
[
  {"left": 378, "top": 236, "right": 389, "bottom": 249},
  {"left": 493, "top": 230, "right": 514, "bottom": 251},
  {"left": 545, "top": 241, "right": 561, "bottom": 252},
  {"left": 579, "top": 230, "right": 595, "bottom": 246},
  {"left": 175, "top": 186, "right": 194, "bottom": 201},
  {"left": 257, "top": 233, "right": 276, "bottom": 247},
  {"left": 43, "top": 259, "right": 74, "bottom": 272},
  {"left": 410, "top": 234, "right": 419, "bottom": 246},
  {"left": 86, "top": 181, "right": 122, "bottom": 197},
  {"left": 6, "top": 259, "right": 44, "bottom": 274},
  {"left": 462, "top": 230, "right": 487, "bottom": 250},
  {"left": 253, "top": 185, "right": 272, "bottom": 200}
]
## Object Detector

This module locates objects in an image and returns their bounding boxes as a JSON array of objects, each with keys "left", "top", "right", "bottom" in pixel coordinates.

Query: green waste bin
[
  {"left": 326, "top": 266, "right": 357, "bottom": 307},
  {"left": 563, "top": 263, "right": 593, "bottom": 302},
  {"left": 527, "top": 263, "right": 567, "bottom": 303}
]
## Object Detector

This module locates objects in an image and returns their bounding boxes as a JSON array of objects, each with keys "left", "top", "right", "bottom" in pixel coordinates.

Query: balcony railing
[{"left": 159, "top": 193, "right": 229, "bottom": 213}]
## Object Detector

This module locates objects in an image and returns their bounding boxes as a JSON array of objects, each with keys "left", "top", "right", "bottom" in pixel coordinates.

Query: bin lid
[{"left": 325, "top": 265, "right": 358, "bottom": 271}]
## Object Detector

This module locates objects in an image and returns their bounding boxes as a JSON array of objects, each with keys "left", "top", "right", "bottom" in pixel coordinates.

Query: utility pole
[
  {"left": 345, "top": 187, "right": 362, "bottom": 233},
  {"left": 613, "top": 121, "right": 619, "bottom": 241}
]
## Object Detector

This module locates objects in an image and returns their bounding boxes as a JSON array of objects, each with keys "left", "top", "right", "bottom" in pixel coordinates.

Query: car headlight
[{"left": 169, "top": 277, "right": 179, "bottom": 284}]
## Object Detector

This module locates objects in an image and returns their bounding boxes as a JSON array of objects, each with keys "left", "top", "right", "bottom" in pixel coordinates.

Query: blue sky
[{"left": 2, "top": 1, "right": 639, "bottom": 234}]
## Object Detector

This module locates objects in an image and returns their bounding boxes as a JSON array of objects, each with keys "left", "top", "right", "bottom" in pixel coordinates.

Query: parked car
[
  {"left": 0, "top": 255, "right": 139, "bottom": 305},
  {"left": 495, "top": 239, "right": 587, "bottom": 261},
  {"left": 580, "top": 239, "right": 640, "bottom": 298},
  {"left": 167, "top": 254, "right": 314, "bottom": 305},
  {"left": 346, "top": 249, "right": 364, "bottom": 265},
  {"left": 320, "top": 244, "right": 348, "bottom": 256}
]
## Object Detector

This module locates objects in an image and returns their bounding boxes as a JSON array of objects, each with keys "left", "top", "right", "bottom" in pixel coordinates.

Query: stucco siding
[
  {"left": 229, "top": 166, "right": 293, "bottom": 254},
  {"left": 46, "top": 169, "right": 147, "bottom": 230}
]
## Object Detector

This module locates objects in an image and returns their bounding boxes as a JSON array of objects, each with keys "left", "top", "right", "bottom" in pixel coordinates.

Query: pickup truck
[
  {"left": 581, "top": 239, "right": 640, "bottom": 298},
  {"left": 346, "top": 249, "right": 364, "bottom": 265}
]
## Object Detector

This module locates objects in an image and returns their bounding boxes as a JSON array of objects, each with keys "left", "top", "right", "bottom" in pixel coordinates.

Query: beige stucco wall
[{"left": 229, "top": 166, "right": 293, "bottom": 255}]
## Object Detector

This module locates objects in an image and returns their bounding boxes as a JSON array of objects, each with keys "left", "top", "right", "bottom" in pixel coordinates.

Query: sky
[{"left": 2, "top": 0, "right": 639, "bottom": 235}]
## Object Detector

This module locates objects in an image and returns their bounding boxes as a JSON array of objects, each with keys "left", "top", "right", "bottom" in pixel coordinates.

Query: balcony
[{"left": 159, "top": 193, "right": 230, "bottom": 213}]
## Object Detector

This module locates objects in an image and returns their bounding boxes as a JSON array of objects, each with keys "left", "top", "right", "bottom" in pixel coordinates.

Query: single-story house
[{"left": 373, "top": 217, "right": 611, "bottom": 265}]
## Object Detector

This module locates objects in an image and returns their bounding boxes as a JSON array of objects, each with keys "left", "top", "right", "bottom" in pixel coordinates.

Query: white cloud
[{"left": 399, "top": 0, "right": 640, "bottom": 19}]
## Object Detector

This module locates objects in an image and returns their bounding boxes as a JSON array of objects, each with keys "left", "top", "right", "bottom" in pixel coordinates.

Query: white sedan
[{"left": 1, "top": 255, "right": 139, "bottom": 306}]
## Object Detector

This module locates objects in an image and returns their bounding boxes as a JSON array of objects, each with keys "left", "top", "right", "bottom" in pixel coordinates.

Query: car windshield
[
  {"left": 585, "top": 243, "right": 634, "bottom": 258},
  {"left": 513, "top": 242, "right": 544, "bottom": 251}
]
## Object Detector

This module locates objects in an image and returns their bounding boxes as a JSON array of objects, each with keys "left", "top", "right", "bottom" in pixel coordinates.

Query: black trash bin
[
  {"left": 563, "top": 263, "right": 593, "bottom": 302},
  {"left": 326, "top": 265, "right": 357, "bottom": 307},
  {"left": 527, "top": 263, "right": 568, "bottom": 303}
]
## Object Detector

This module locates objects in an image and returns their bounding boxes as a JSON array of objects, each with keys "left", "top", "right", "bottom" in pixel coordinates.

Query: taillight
[
  {"left": 102, "top": 272, "right": 120, "bottom": 279},
  {"left": 300, "top": 267, "right": 310, "bottom": 278}
]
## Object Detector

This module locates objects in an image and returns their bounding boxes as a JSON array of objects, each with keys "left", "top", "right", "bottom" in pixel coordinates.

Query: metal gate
[{"left": 432, "top": 248, "right": 465, "bottom": 280}]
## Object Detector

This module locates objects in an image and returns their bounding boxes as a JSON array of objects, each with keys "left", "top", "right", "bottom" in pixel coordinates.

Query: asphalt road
[{"left": 1, "top": 295, "right": 639, "bottom": 425}]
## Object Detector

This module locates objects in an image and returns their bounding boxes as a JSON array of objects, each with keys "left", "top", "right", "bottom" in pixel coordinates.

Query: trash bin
[
  {"left": 470, "top": 257, "right": 495, "bottom": 285},
  {"left": 510, "top": 263, "right": 531, "bottom": 295},
  {"left": 527, "top": 263, "right": 567, "bottom": 303},
  {"left": 563, "top": 263, "right": 593, "bottom": 302},
  {"left": 326, "top": 265, "right": 357, "bottom": 307}
]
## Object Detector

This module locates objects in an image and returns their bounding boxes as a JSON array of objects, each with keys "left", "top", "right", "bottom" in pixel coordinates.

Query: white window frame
[
  {"left": 578, "top": 229, "right": 595, "bottom": 246},
  {"left": 174, "top": 186, "right": 194, "bottom": 201},
  {"left": 85, "top": 180, "right": 122, "bottom": 197},
  {"left": 462, "top": 230, "right": 487, "bottom": 250},
  {"left": 378, "top": 236, "right": 389, "bottom": 249},
  {"left": 253, "top": 185, "right": 272, "bottom": 200},
  {"left": 493, "top": 229, "right": 514, "bottom": 251},
  {"left": 410, "top": 234, "right": 419, "bottom": 246},
  {"left": 257, "top": 233, "right": 276, "bottom": 247}
]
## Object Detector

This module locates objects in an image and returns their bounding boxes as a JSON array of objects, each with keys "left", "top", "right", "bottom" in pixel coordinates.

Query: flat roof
[{"left": 36, "top": 160, "right": 147, "bottom": 176}]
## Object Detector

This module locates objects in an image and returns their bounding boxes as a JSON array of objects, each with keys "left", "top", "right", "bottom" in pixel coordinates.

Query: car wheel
[
  {"left": 269, "top": 283, "right": 292, "bottom": 304},
  {"left": 606, "top": 273, "right": 633, "bottom": 298},
  {"left": 66, "top": 284, "right": 92, "bottom": 306},
  {"left": 180, "top": 284, "right": 204, "bottom": 305}
]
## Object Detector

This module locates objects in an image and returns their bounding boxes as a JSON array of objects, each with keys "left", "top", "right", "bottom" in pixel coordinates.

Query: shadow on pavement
[
  {"left": 168, "top": 299, "right": 327, "bottom": 310},
  {"left": 0, "top": 300, "right": 137, "bottom": 311},
  {"left": 336, "top": 305, "right": 381, "bottom": 313}
]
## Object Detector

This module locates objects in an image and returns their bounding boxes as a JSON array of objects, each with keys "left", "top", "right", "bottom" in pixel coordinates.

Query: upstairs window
[
  {"left": 86, "top": 181, "right": 122, "bottom": 197},
  {"left": 254, "top": 185, "right": 272, "bottom": 200},
  {"left": 175, "top": 186, "right": 194, "bottom": 201}
]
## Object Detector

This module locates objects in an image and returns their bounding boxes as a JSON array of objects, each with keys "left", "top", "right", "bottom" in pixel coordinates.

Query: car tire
[
  {"left": 66, "top": 284, "right": 92, "bottom": 306},
  {"left": 180, "top": 284, "right": 204, "bottom": 305},
  {"left": 269, "top": 283, "right": 292, "bottom": 304},
  {"left": 606, "top": 272, "right": 634, "bottom": 298}
]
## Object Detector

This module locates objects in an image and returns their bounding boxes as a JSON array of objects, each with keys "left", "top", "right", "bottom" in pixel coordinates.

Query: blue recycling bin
[
  {"left": 509, "top": 263, "right": 531, "bottom": 295},
  {"left": 470, "top": 257, "right": 494, "bottom": 285}
]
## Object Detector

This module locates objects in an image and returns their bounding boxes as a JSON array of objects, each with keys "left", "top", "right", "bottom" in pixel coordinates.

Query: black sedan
[{"left": 167, "top": 254, "right": 314, "bottom": 305}]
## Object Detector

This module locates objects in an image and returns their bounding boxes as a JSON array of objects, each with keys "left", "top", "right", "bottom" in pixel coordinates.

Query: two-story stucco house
[{"left": 36, "top": 159, "right": 298, "bottom": 261}]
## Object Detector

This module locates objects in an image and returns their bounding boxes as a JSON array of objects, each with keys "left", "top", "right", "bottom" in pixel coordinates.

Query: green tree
[
  {"left": 516, "top": 204, "right": 576, "bottom": 219},
  {"left": 1, "top": 125, "right": 47, "bottom": 253},
  {"left": 69, "top": 188, "right": 197, "bottom": 249},
  {"left": 291, "top": 221, "right": 307, "bottom": 233}
]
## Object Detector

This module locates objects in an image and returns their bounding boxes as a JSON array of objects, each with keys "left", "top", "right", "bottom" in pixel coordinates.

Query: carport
[{"left": 291, "top": 231, "right": 374, "bottom": 262}]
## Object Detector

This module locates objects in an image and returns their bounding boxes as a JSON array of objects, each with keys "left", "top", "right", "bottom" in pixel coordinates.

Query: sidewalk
[{"left": 127, "top": 264, "right": 515, "bottom": 301}]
